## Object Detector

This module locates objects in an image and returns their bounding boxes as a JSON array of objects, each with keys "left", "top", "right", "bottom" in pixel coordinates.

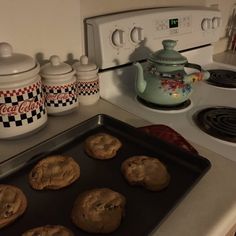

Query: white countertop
[
  {"left": 214, "top": 50, "right": 236, "bottom": 67},
  {"left": 1, "top": 99, "right": 236, "bottom": 236}
]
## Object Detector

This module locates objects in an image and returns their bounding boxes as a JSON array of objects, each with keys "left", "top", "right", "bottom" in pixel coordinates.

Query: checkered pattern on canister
[
  {"left": 78, "top": 80, "right": 99, "bottom": 96},
  {"left": 43, "top": 82, "right": 78, "bottom": 107},
  {"left": 0, "top": 81, "right": 46, "bottom": 128}
]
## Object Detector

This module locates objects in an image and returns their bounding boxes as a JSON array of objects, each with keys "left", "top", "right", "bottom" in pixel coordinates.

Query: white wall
[
  {"left": 80, "top": 0, "right": 205, "bottom": 17},
  {"left": 0, "top": 0, "right": 82, "bottom": 63},
  {"left": 0, "top": 0, "right": 235, "bottom": 64}
]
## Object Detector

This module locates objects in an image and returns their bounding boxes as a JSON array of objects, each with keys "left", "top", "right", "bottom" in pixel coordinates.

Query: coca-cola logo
[
  {"left": 0, "top": 97, "right": 45, "bottom": 116},
  {"left": 45, "top": 93, "right": 77, "bottom": 101}
]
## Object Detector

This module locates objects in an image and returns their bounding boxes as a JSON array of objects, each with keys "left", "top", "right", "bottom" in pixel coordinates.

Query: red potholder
[{"left": 139, "top": 125, "right": 198, "bottom": 154}]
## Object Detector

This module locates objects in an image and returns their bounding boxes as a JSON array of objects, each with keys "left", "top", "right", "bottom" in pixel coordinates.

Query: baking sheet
[{"left": 0, "top": 114, "right": 211, "bottom": 236}]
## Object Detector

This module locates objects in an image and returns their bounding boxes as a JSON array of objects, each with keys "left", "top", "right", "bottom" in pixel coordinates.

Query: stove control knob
[
  {"left": 130, "top": 27, "right": 144, "bottom": 44},
  {"left": 201, "top": 18, "right": 211, "bottom": 31},
  {"left": 212, "top": 17, "right": 221, "bottom": 29},
  {"left": 111, "top": 29, "right": 125, "bottom": 47}
]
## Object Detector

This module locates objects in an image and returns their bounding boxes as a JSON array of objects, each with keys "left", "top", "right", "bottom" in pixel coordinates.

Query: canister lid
[
  {"left": 0, "top": 42, "right": 36, "bottom": 75},
  {"left": 40, "top": 55, "right": 73, "bottom": 76},
  {"left": 73, "top": 55, "right": 97, "bottom": 72}
]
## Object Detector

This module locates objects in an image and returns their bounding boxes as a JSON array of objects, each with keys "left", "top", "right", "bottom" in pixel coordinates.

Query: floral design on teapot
[{"left": 161, "top": 80, "right": 192, "bottom": 97}]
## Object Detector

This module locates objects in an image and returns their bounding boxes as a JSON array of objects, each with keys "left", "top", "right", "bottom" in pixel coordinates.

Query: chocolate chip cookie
[
  {"left": 71, "top": 188, "right": 126, "bottom": 233},
  {"left": 84, "top": 133, "right": 122, "bottom": 160},
  {"left": 29, "top": 155, "right": 80, "bottom": 190},
  {"left": 121, "top": 155, "right": 170, "bottom": 191},
  {"left": 22, "top": 225, "right": 74, "bottom": 236},
  {"left": 0, "top": 184, "right": 27, "bottom": 229}
]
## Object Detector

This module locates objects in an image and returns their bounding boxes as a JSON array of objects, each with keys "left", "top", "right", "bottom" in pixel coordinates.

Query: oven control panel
[
  {"left": 85, "top": 7, "right": 221, "bottom": 69},
  {"left": 155, "top": 15, "right": 192, "bottom": 36}
]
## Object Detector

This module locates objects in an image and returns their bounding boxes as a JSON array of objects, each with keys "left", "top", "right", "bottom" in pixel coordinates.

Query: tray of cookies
[{"left": 0, "top": 114, "right": 211, "bottom": 236}]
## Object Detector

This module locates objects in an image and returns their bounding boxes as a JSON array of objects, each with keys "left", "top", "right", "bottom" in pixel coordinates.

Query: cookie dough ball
[
  {"left": 84, "top": 133, "right": 122, "bottom": 160},
  {"left": 0, "top": 185, "right": 27, "bottom": 229},
  {"left": 22, "top": 225, "right": 74, "bottom": 236},
  {"left": 121, "top": 156, "right": 170, "bottom": 191},
  {"left": 29, "top": 155, "right": 80, "bottom": 190},
  {"left": 71, "top": 188, "right": 126, "bottom": 233}
]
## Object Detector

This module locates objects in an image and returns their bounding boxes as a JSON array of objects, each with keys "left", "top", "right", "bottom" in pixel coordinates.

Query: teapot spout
[{"left": 134, "top": 62, "right": 147, "bottom": 93}]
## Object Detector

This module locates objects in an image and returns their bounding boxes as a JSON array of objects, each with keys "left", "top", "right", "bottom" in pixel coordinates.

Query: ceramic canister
[
  {"left": 73, "top": 55, "right": 99, "bottom": 106},
  {"left": 40, "top": 55, "right": 78, "bottom": 115},
  {"left": 0, "top": 42, "right": 47, "bottom": 139}
]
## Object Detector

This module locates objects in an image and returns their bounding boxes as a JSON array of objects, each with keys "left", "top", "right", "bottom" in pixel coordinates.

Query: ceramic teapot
[{"left": 134, "top": 39, "right": 210, "bottom": 106}]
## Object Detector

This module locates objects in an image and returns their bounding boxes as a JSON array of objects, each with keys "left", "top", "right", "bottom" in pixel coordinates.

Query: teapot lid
[
  {"left": 40, "top": 55, "right": 73, "bottom": 76},
  {"left": 0, "top": 42, "right": 36, "bottom": 75},
  {"left": 149, "top": 40, "right": 187, "bottom": 65},
  {"left": 73, "top": 55, "right": 97, "bottom": 72}
]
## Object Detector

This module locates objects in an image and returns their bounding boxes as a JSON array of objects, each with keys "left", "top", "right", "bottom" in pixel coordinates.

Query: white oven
[{"left": 85, "top": 6, "right": 236, "bottom": 162}]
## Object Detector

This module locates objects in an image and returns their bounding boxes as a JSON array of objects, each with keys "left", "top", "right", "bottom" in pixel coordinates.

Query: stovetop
[
  {"left": 85, "top": 7, "right": 235, "bottom": 163},
  {"left": 99, "top": 47, "right": 236, "bottom": 163}
]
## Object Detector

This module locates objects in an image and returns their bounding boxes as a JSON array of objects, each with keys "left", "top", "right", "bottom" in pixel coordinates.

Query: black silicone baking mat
[{"left": 0, "top": 114, "right": 211, "bottom": 236}]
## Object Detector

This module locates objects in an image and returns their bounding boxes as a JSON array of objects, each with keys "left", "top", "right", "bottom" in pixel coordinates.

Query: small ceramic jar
[
  {"left": 40, "top": 55, "right": 78, "bottom": 115},
  {"left": 0, "top": 42, "right": 47, "bottom": 139},
  {"left": 73, "top": 55, "right": 99, "bottom": 106}
]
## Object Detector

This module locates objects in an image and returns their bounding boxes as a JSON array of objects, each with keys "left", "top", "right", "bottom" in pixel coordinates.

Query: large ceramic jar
[
  {"left": 73, "top": 55, "right": 100, "bottom": 106},
  {"left": 0, "top": 42, "right": 47, "bottom": 139},
  {"left": 40, "top": 55, "right": 78, "bottom": 115}
]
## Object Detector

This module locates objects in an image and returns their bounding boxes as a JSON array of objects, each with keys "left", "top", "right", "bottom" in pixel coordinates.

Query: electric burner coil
[
  {"left": 193, "top": 107, "right": 236, "bottom": 143},
  {"left": 207, "top": 70, "right": 236, "bottom": 88}
]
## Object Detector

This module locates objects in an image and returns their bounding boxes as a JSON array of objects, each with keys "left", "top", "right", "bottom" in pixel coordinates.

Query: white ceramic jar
[
  {"left": 0, "top": 42, "right": 47, "bottom": 139},
  {"left": 40, "top": 55, "right": 78, "bottom": 115},
  {"left": 73, "top": 55, "right": 100, "bottom": 106}
]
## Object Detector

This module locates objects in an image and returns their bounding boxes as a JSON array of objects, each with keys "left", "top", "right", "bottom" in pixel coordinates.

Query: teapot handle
[
  {"left": 185, "top": 62, "right": 203, "bottom": 71},
  {"left": 184, "top": 62, "right": 210, "bottom": 83}
]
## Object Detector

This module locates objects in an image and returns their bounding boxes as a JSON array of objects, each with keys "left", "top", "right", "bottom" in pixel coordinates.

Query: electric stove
[{"left": 85, "top": 7, "right": 236, "bottom": 162}]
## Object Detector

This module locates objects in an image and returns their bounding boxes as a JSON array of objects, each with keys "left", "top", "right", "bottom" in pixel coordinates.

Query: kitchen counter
[
  {"left": 1, "top": 99, "right": 236, "bottom": 236},
  {"left": 214, "top": 50, "right": 236, "bottom": 67}
]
